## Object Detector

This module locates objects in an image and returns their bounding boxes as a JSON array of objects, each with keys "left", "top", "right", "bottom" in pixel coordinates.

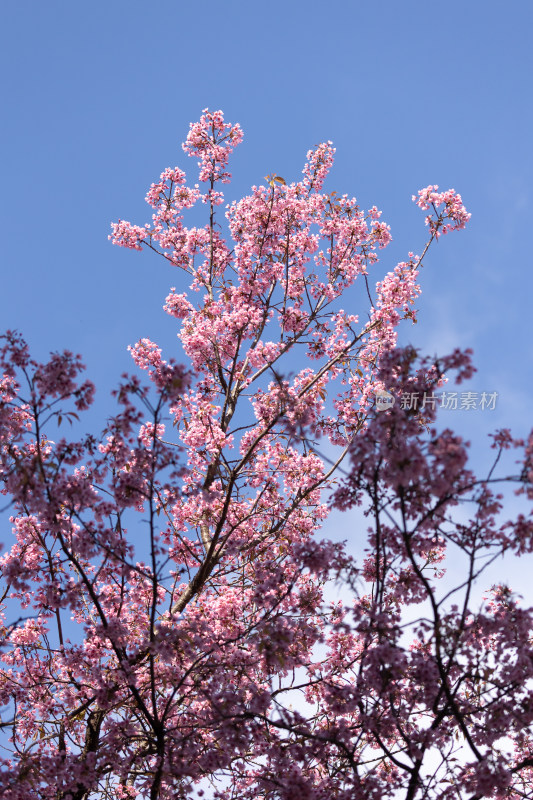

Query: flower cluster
[
  {"left": 182, "top": 107, "right": 243, "bottom": 184},
  {"left": 413, "top": 184, "right": 471, "bottom": 237}
]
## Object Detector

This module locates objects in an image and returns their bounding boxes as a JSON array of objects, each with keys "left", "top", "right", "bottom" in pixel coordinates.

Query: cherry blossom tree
[{"left": 1, "top": 109, "right": 531, "bottom": 799}]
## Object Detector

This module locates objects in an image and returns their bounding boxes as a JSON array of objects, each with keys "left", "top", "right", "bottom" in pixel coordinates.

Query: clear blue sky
[{"left": 1, "top": 0, "right": 532, "bottom": 454}]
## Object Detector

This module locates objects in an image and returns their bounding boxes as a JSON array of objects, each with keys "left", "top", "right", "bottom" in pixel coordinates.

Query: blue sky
[{"left": 1, "top": 0, "right": 532, "bottom": 461}]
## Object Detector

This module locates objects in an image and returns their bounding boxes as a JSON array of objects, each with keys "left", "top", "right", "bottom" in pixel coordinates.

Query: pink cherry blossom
[{"left": 2, "top": 112, "right": 532, "bottom": 800}]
